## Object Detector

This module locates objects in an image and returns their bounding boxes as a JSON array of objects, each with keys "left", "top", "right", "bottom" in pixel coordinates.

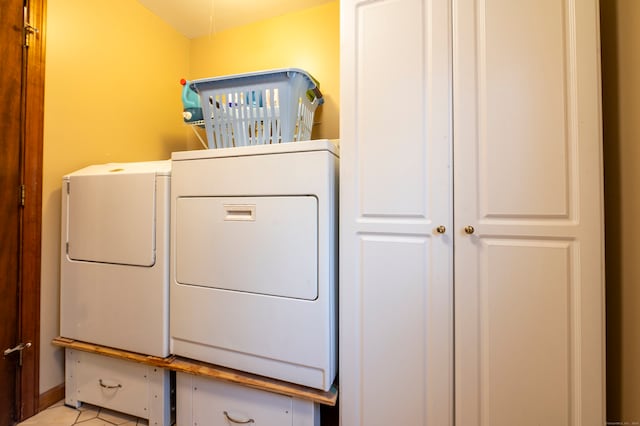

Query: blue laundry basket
[{"left": 190, "top": 68, "right": 323, "bottom": 149}]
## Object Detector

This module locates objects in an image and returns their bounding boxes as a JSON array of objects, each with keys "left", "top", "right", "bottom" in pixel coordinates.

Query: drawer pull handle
[
  {"left": 223, "top": 411, "right": 255, "bottom": 424},
  {"left": 99, "top": 379, "right": 122, "bottom": 390}
]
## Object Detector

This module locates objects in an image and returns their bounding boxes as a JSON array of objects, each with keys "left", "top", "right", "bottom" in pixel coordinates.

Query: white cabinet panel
[
  {"left": 356, "top": 0, "right": 433, "bottom": 219},
  {"left": 455, "top": 237, "right": 592, "bottom": 426},
  {"left": 482, "top": 241, "right": 572, "bottom": 425},
  {"left": 480, "top": 0, "right": 570, "bottom": 218},
  {"left": 360, "top": 236, "right": 429, "bottom": 426}
]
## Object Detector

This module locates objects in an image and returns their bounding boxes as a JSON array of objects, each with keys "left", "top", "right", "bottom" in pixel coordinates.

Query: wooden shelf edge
[{"left": 52, "top": 337, "right": 338, "bottom": 406}]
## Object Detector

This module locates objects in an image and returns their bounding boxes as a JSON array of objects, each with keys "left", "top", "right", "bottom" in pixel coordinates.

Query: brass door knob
[
  {"left": 464, "top": 225, "right": 475, "bottom": 235},
  {"left": 435, "top": 225, "right": 446, "bottom": 234}
]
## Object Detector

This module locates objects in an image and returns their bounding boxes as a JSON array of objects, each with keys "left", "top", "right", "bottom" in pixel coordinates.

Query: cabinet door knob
[
  {"left": 464, "top": 225, "right": 475, "bottom": 235},
  {"left": 435, "top": 225, "right": 446, "bottom": 234}
]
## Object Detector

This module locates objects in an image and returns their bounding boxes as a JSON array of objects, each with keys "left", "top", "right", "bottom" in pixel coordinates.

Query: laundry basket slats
[{"left": 191, "top": 69, "right": 323, "bottom": 149}]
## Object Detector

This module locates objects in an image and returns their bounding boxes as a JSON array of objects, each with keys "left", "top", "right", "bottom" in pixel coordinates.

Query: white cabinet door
[
  {"left": 453, "top": 0, "right": 605, "bottom": 425},
  {"left": 339, "top": 0, "right": 453, "bottom": 425}
]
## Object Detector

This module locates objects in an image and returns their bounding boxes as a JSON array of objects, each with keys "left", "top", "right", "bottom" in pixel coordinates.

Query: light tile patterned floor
[{"left": 17, "top": 400, "right": 148, "bottom": 426}]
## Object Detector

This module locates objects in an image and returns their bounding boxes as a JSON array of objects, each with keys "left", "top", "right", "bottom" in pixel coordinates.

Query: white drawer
[
  {"left": 177, "top": 373, "right": 319, "bottom": 426},
  {"left": 65, "top": 349, "right": 173, "bottom": 426}
]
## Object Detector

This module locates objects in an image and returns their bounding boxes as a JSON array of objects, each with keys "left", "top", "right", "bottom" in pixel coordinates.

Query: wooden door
[
  {"left": 339, "top": 0, "right": 453, "bottom": 425},
  {"left": 0, "top": 0, "right": 45, "bottom": 422},
  {"left": 453, "top": 0, "right": 605, "bottom": 424},
  {"left": 0, "top": 0, "right": 27, "bottom": 423}
]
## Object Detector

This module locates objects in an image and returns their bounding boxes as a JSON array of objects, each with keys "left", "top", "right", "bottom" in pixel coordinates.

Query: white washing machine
[
  {"left": 170, "top": 139, "right": 338, "bottom": 391},
  {"left": 60, "top": 160, "right": 171, "bottom": 357}
]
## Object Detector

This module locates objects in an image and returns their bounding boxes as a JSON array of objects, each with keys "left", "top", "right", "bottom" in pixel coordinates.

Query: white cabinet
[
  {"left": 339, "top": 0, "right": 605, "bottom": 425},
  {"left": 176, "top": 373, "right": 320, "bottom": 426},
  {"left": 65, "top": 349, "right": 173, "bottom": 426}
]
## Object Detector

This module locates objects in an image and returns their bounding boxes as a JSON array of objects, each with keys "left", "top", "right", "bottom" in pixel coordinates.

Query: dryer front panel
[
  {"left": 175, "top": 195, "right": 318, "bottom": 300},
  {"left": 66, "top": 172, "right": 157, "bottom": 267}
]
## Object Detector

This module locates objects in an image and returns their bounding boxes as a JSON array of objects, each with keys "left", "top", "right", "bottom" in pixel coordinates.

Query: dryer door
[
  {"left": 66, "top": 172, "right": 157, "bottom": 267},
  {"left": 175, "top": 196, "right": 318, "bottom": 300}
]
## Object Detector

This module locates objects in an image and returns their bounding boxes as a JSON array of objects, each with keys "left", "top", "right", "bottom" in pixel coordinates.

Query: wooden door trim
[{"left": 19, "top": 0, "right": 46, "bottom": 420}]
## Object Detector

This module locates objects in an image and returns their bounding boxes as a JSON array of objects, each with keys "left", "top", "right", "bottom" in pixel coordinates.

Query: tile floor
[{"left": 17, "top": 400, "right": 148, "bottom": 426}]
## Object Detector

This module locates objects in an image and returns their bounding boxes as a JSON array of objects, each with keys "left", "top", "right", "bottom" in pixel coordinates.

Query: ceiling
[{"left": 136, "top": 0, "right": 334, "bottom": 39}]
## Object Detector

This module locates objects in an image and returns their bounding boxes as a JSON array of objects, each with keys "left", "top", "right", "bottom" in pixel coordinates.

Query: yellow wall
[
  {"left": 42, "top": 0, "right": 339, "bottom": 395},
  {"left": 188, "top": 1, "right": 339, "bottom": 148},
  {"left": 41, "top": 0, "right": 190, "bottom": 392},
  {"left": 601, "top": 0, "right": 640, "bottom": 422}
]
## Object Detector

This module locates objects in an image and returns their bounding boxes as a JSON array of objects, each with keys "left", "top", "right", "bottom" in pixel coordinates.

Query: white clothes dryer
[
  {"left": 170, "top": 140, "right": 338, "bottom": 391},
  {"left": 60, "top": 160, "right": 171, "bottom": 357}
]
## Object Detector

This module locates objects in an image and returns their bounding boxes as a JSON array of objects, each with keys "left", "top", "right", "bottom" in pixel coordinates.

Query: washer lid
[
  {"left": 64, "top": 160, "right": 171, "bottom": 177},
  {"left": 66, "top": 170, "right": 157, "bottom": 267}
]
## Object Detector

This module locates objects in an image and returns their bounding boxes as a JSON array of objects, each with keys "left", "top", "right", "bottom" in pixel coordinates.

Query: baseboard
[{"left": 38, "top": 383, "right": 64, "bottom": 411}]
